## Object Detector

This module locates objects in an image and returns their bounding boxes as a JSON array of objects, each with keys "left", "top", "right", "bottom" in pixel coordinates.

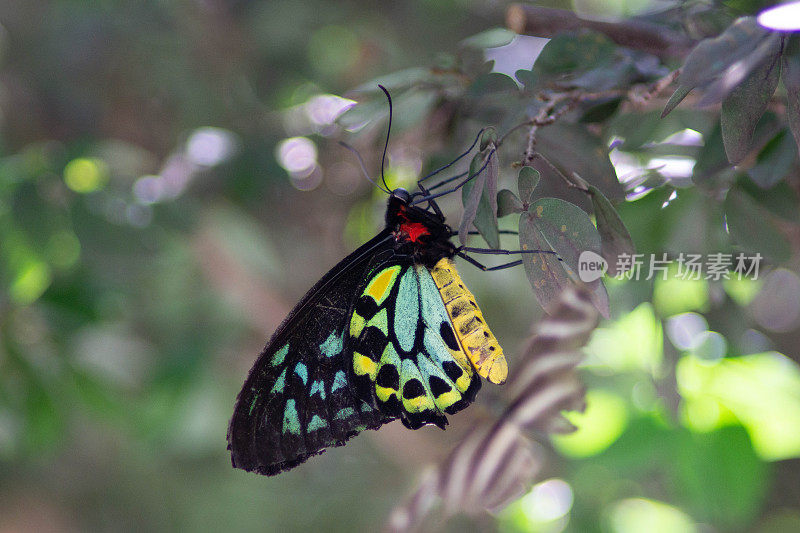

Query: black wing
[{"left": 227, "top": 231, "right": 396, "bottom": 475}]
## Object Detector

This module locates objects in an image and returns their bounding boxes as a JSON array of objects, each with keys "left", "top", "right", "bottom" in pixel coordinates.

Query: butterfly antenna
[
  {"left": 338, "top": 141, "right": 390, "bottom": 194},
  {"left": 378, "top": 84, "right": 392, "bottom": 193}
]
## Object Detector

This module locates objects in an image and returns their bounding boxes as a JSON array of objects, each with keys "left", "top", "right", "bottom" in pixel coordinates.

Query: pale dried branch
[{"left": 386, "top": 288, "right": 599, "bottom": 532}]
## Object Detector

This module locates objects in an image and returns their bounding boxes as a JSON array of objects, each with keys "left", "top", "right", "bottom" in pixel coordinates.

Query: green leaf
[
  {"left": 520, "top": 198, "right": 605, "bottom": 314},
  {"left": 673, "top": 426, "right": 768, "bottom": 529},
  {"left": 611, "top": 109, "right": 711, "bottom": 151},
  {"left": 459, "top": 151, "right": 500, "bottom": 249},
  {"left": 679, "top": 17, "right": 771, "bottom": 90},
  {"left": 591, "top": 280, "right": 611, "bottom": 319},
  {"left": 720, "top": 41, "right": 781, "bottom": 164},
  {"left": 514, "top": 68, "right": 536, "bottom": 89},
  {"left": 661, "top": 84, "right": 693, "bottom": 118},
  {"left": 519, "top": 212, "right": 567, "bottom": 313},
  {"left": 536, "top": 123, "right": 623, "bottom": 201},
  {"left": 529, "top": 198, "right": 602, "bottom": 281},
  {"left": 699, "top": 33, "right": 781, "bottom": 107},
  {"left": 579, "top": 97, "right": 623, "bottom": 124},
  {"left": 480, "top": 127, "right": 497, "bottom": 151},
  {"left": 485, "top": 142, "right": 499, "bottom": 224},
  {"left": 533, "top": 31, "right": 616, "bottom": 81},
  {"left": 588, "top": 185, "right": 635, "bottom": 276},
  {"left": 568, "top": 53, "right": 646, "bottom": 92},
  {"left": 460, "top": 154, "right": 484, "bottom": 246},
  {"left": 747, "top": 129, "right": 798, "bottom": 188},
  {"left": 693, "top": 123, "right": 730, "bottom": 183},
  {"left": 782, "top": 35, "right": 800, "bottom": 157},
  {"left": 724, "top": 184, "right": 791, "bottom": 262},
  {"left": 518, "top": 166, "right": 540, "bottom": 205},
  {"left": 497, "top": 189, "right": 523, "bottom": 217},
  {"left": 352, "top": 68, "right": 434, "bottom": 93},
  {"left": 467, "top": 72, "right": 519, "bottom": 97},
  {"left": 738, "top": 177, "right": 800, "bottom": 223},
  {"left": 460, "top": 28, "right": 516, "bottom": 49}
]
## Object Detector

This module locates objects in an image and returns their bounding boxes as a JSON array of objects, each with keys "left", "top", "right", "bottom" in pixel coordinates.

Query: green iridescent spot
[
  {"left": 270, "top": 367, "right": 287, "bottom": 394},
  {"left": 307, "top": 415, "right": 328, "bottom": 431},
  {"left": 248, "top": 393, "right": 259, "bottom": 415},
  {"left": 319, "top": 331, "right": 343, "bottom": 358},
  {"left": 310, "top": 380, "right": 325, "bottom": 399},
  {"left": 334, "top": 407, "right": 355, "bottom": 420},
  {"left": 271, "top": 344, "right": 289, "bottom": 366},
  {"left": 294, "top": 362, "right": 308, "bottom": 385},
  {"left": 331, "top": 370, "right": 347, "bottom": 392},
  {"left": 282, "top": 399, "right": 301, "bottom": 435}
]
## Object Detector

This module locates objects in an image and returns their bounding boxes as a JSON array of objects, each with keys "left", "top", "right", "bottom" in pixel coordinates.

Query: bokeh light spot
[
  {"left": 758, "top": 1, "right": 800, "bottom": 31},
  {"left": 608, "top": 498, "right": 697, "bottom": 533},
  {"left": 666, "top": 312, "right": 708, "bottom": 351},
  {"left": 10, "top": 261, "right": 52, "bottom": 305},
  {"left": 586, "top": 303, "right": 663, "bottom": 375},
  {"left": 691, "top": 331, "right": 727, "bottom": 361},
  {"left": 653, "top": 269, "right": 709, "bottom": 316},
  {"left": 750, "top": 268, "right": 800, "bottom": 333},
  {"left": 133, "top": 175, "right": 165, "bottom": 204},
  {"left": 46, "top": 231, "right": 81, "bottom": 269},
  {"left": 186, "top": 127, "right": 237, "bottom": 167},
  {"left": 552, "top": 389, "right": 629, "bottom": 457},
  {"left": 677, "top": 352, "right": 800, "bottom": 460},
  {"left": 276, "top": 136, "right": 317, "bottom": 175},
  {"left": 723, "top": 276, "right": 763, "bottom": 306},
  {"left": 63, "top": 157, "right": 109, "bottom": 193}
]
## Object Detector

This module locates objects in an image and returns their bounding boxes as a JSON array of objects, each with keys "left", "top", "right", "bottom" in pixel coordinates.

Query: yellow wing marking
[
  {"left": 403, "top": 394, "right": 435, "bottom": 413},
  {"left": 363, "top": 265, "right": 401, "bottom": 305},
  {"left": 353, "top": 352, "right": 378, "bottom": 379},
  {"left": 349, "top": 312, "right": 366, "bottom": 338},
  {"left": 430, "top": 258, "right": 507, "bottom": 384}
]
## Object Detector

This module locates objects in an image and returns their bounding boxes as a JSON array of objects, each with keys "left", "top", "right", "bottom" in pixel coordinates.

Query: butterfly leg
[
  {"left": 417, "top": 181, "right": 445, "bottom": 219},
  {"left": 459, "top": 230, "right": 519, "bottom": 236},
  {"left": 457, "top": 252, "right": 523, "bottom": 272},
  {"left": 461, "top": 246, "right": 560, "bottom": 258},
  {"left": 457, "top": 247, "right": 562, "bottom": 271}
]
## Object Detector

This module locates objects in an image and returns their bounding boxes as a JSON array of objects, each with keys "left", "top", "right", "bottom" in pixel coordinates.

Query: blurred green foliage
[{"left": 2, "top": 0, "right": 800, "bottom": 532}]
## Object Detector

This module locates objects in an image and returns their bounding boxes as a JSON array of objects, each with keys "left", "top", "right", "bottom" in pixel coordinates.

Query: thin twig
[{"left": 504, "top": 68, "right": 681, "bottom": 169}]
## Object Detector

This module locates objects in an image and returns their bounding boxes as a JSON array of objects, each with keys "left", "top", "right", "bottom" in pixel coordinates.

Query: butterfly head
[{"left": 390, "top": 188, "right": 411, "bottom": 204}]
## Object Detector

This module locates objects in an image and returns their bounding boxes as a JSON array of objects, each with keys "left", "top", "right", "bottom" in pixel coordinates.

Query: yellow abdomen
[{"left": 430, "top": 258, "right": 507, "bottom": 384}]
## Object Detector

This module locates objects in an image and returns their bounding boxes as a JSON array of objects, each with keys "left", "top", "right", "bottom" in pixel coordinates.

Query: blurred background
[{"left": 2, "top": 0, "right": 800, "bottom": 532}]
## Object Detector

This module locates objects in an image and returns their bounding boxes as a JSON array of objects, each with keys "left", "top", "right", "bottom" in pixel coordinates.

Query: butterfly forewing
[{"left": 227, "top": 233, "right": 394, "bottom": 475}]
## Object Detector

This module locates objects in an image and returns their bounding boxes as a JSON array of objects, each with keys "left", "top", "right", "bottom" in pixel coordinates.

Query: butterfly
[{"left": 227, "top": 88, "right": 545, "bottom": 476}]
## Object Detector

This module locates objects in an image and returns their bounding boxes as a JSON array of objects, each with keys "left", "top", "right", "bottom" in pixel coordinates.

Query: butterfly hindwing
[{"left": 348, "top": 261, "right": 481, "bottom": 430}]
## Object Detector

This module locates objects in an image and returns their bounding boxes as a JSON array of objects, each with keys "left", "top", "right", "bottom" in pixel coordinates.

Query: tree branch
[{"left": 506, "top": 4, "right": 695, "bottom": 60}]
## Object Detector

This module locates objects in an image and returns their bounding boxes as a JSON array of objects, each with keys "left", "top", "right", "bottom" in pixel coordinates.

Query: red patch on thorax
[{"left": 400, "top": 222, "right": 430, "bottom": 242}]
